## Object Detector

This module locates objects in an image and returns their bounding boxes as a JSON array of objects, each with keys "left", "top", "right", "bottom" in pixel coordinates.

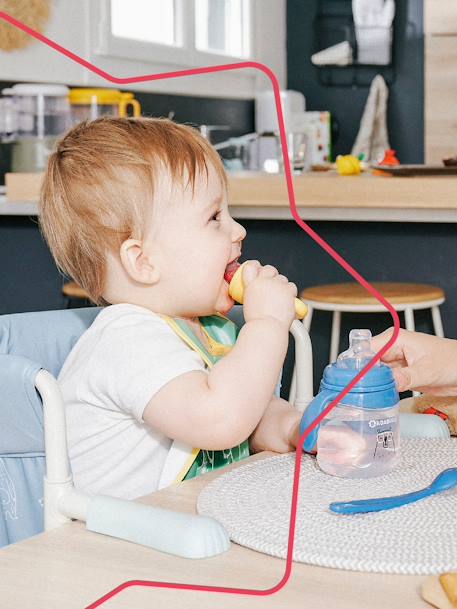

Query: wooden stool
[
  {"left": 62, "top": 281, "right": 90, "bottom": 308},
  {"left": 299, "top": 282, "right": 445, "bottom": 364}
]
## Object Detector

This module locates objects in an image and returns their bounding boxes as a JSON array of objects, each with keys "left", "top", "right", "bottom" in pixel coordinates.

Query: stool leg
[
  {"left": 329, "top": 310, "right": 341, "bottom": 363},
  {"left": 404, "top": 308, "right": 420, "bottom": 396},
  {"left": 404, "top": 308, "right": 415, "bottom": 332},
  {"left": 289, "top": 306, "right": 313, "bottom": 405},
  {"left": 431, "top": 306, "right": 444, "bottom": 338}
]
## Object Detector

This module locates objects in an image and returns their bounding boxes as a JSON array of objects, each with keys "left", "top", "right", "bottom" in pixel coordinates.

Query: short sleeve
[{"left": 85, "top": 312, "right": 207, "bottom": 422}]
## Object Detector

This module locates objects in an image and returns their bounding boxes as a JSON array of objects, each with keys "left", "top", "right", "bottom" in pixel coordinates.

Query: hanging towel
[{"left": 351, "top": 74, "right": 390, "bottom": 164}]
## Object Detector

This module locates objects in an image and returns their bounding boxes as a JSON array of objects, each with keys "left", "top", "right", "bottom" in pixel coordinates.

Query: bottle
[{"left": 299, "top": 329, "right": 400, "bottom": 478}]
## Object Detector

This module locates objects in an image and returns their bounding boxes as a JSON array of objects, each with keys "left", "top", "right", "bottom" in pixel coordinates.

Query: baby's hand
[
  {"left": 241, "top": 260, "right": 297, "bottom": 328},
  {"left": 317, "top": 425, "right": 368, "bottom": 466}
]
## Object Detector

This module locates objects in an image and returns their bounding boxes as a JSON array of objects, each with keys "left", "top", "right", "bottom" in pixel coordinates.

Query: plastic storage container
[
  {"left": 69, "top": 88, "right": 141, "bottom": 124},
  {"left": 0, "top": 88, "right": 17, "bottom": 143},
  {"left": 9, "top": 83, "right": 71, "bottom": 172},
  {"left": 300, "top": 329, "right": 400, "bottom": 478}
]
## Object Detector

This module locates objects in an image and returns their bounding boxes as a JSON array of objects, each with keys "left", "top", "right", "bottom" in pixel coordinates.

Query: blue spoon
[{"left": 329, "top": 467, "right": 457, "bottom": 515}]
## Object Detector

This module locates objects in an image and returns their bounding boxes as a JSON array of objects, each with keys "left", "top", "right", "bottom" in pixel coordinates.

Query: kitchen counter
[
  {"left": 2, "top": 172, "right": 457, "bottom": 222},
  {"left": 228, "top": 172, "right": 457, "bottom": 222}
]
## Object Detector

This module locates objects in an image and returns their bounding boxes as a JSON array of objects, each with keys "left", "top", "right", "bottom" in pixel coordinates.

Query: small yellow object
[
  {"left": 336, "top": 155, "right": 362, "bottom": 176},
  {"left": 228, "top": 263, "right": 308, "bottom": 320}
]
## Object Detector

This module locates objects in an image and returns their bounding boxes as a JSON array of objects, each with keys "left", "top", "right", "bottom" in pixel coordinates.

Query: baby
[{"left": 40, "top": 117, "right": 302, "bottom": 500}]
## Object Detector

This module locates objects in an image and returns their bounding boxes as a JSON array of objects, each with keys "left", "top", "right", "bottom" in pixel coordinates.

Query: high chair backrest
[{"left": 0, "top": 307, "right": 101, "bottom": 547}]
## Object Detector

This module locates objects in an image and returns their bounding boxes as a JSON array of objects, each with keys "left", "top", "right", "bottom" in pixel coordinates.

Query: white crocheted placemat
[{"left": 197, "top": 439, "right": 457, "bottom": 574}]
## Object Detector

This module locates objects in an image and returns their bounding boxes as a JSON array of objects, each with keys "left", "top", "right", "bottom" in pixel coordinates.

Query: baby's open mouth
[{"left": 224, "top": 259, "right": 240, "bottom": 284}]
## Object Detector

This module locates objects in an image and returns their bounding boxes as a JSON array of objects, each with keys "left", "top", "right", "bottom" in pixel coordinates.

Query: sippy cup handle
[{"left": 299, "top": 389, "right": 339, "bottom": 452}]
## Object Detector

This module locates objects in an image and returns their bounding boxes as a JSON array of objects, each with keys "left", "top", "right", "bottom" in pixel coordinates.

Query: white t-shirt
[{"left": 58, "top": 304, "right": 207, "bottom": 499}]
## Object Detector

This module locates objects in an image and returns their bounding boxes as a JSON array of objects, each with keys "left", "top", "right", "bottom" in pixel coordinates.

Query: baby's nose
[{"left": 232, "top": 219, "right": 246, "bottom": 242}]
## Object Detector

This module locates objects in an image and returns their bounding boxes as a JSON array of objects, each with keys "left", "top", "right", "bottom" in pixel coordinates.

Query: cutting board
[{"left": 372, "top": 165, "right": 457, "bottom": 176}]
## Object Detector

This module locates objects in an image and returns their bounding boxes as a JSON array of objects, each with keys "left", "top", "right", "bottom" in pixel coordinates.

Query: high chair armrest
[
  {"left": 36, "top": 371, "right": 231, "bottom": 558},
  {"left": 35, "top": 369, "right": 73, "bottom": 530},
  {"left": 289, "top": 320, "right": 313, "bottom": 412}
]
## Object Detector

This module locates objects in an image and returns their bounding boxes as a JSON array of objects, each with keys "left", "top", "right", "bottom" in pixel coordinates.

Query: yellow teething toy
[{"left": 227, "top": 262, "right": 308, "bottom": 320}]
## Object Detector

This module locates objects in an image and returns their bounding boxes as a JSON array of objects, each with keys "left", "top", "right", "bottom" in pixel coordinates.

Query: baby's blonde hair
[{"left": 40, "top": 117, "right": 227, "bottom": 305}]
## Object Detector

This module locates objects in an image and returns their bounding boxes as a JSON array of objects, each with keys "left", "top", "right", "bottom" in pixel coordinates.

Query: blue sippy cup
[{"left": 300, "top": 329, "right": 400, "bottom": 478}]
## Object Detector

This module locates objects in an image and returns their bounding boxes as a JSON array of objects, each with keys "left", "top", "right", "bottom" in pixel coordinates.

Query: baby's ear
[{"left": 119, "top": 238, "right": 160, "bottom": 285}]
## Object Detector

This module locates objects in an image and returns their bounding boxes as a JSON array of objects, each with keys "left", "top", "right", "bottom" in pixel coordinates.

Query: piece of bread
[
  {"left": 414, "top": 395, "right": 457, "bottom": 436},
  {"left": 440, "top": 573, "right": 457, "bottom": 608}
]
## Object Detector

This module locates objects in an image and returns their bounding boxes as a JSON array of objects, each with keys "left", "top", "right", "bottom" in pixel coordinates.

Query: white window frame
[
  {"left": 88, "top": 0, "right": 285, "bottom": 98},
  {"left": 94, "top": 0, "right": 255, "bottom": 68}
]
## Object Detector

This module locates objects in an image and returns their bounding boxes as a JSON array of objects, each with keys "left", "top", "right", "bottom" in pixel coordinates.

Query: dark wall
[
  {"left": 287, "top": 0, "right": 424, "bottom": 163},
  {"left": 277, "top": 0, "right": 438, "bottom": 396}
]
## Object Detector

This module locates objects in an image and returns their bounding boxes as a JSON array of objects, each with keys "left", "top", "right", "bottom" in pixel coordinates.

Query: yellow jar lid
[{"left": 69, "top": 88, "right": 124, "bottom": 105}]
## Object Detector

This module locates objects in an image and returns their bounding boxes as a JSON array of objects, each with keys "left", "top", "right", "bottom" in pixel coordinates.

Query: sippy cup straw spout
[
  {"left": 224, "top": 262, "right": 308, "bottom": 320},
  {"left": 337, "top": 329, "right": 379, "bottom": 369}
]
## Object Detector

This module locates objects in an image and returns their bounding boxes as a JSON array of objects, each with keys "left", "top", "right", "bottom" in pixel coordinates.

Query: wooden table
[{"left": 0, "top": 453, "right": 429, "bottom": 609}]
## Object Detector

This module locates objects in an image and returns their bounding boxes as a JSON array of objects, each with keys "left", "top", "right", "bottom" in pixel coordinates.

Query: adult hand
[{"left": 371, "top": 328, "right": 457, "bottom": 396}]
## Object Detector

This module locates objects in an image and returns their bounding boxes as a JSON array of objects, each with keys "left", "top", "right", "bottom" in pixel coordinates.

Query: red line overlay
[{"left": 0, "top": 11, "right": 400, "bottom": 608}]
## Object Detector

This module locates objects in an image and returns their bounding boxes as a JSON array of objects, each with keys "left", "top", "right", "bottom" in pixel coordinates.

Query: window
[
  {"left": 92, "top": 0, "right": 286, "bottom": 97},
  {"left": 97, "top": 0, "right": 252, "bottom": 66},
  {"left": 111, "top": 0, "right": 177, "bottom": 47},
  {"left": 195, "top": 0, "right": 250, "bottom": 57}
]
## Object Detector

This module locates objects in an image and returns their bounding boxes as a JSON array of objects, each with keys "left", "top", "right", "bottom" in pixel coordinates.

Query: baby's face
[{"left": 147, "top": 163, "right": 246, "bottom": 317}]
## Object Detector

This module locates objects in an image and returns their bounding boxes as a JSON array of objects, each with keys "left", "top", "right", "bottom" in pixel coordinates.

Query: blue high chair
[{"left": 0, "top": 306, "right": 313, "bottom": 554}]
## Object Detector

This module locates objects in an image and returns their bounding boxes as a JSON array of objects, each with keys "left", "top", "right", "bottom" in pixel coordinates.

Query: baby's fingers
[
  {"left": 241, "top": 260, "right": 261, "bottom": 285},
  {"left": 288, "top": 281, "right": 298, "bottom": 297},
  {"left": 258, "top": 264, "right": 279, "bottom": 278}
]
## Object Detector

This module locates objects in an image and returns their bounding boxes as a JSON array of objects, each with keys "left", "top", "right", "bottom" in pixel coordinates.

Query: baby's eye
[{"left": 210, "top": 210, "right": 221, "bottom": 222}]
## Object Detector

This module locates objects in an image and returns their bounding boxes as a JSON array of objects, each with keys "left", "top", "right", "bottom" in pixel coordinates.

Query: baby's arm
[
  {"left": 249, "top": 396, "right": 301, "bottom": 453},
  {"left": 143, "top": 262, "right": 297, "bottom": 450}
]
